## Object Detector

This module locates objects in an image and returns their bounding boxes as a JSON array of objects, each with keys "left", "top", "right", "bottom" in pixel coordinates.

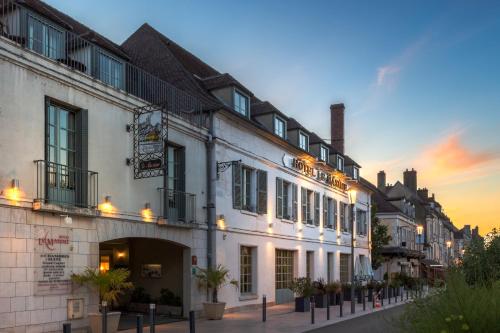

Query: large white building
[{"left": 0, "top": 1, "right": 372, "bottom": 331}]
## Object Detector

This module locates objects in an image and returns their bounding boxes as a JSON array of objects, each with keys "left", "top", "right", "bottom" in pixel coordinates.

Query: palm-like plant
[
  {"left": 71, "top": 268, "right": 133, "bottom": 306},
  {"left": 196, "top": 265, "right": 238, "bottom": 303}
]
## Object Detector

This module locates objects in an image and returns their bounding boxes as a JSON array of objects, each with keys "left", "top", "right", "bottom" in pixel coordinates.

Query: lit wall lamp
[
  {"left": 217, "top": 214, "right": 226, "bottom": 229},
  {"left": 3, "top": 179, "right": 23, "bottom": 202},
  {"left": 99, "top": 196, "right": 115, "bottom": 214},
  {"left": 446, "top": 240, "right": 452, "bottom": 248},
  {"left": 141, "top": 202, "right": 153, "bottom": 222}
]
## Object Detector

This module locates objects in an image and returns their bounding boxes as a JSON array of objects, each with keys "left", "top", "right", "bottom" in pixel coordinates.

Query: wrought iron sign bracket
[{"left": 216, "top": 160, "right": 241, "bottom": 179}]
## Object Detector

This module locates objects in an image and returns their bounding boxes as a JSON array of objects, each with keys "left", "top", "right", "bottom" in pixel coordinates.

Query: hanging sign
[
  {"left": 282, "top": 154, "right": 347, "bottom": 192},
  {"left": 133, "top": 106, "right": 168, "bottom": 179}
]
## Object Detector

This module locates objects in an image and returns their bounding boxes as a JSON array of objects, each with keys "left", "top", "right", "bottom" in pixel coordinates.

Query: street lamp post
[
  {"left": 446, "top": 240, "right": 452, "bottom": 267},
  {"left": 348, "top": 188, "right": 357, "bottom": 315},
  {"left": 417, "top": 225, "right": 423, "bottom": 278}
]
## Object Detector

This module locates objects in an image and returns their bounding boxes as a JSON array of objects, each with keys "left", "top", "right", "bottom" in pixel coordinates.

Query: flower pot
[
  {"left": 203, "top": 302, "right": 226, "bottom": 320},
  {"left": 314, "top": 294, "right": 327, "bottom": 308},
  {"left": 328, "top": 292, "right": 338, "bottom": 305},
  {"left": 88, "top": 312, "right": 121, "bottom": 333},
  {"left": 367, "top": 289, "right": 373, "bottom": 302},
  {"left": 357, "top": 290, "right": 363, "bottom": 304},
  {"left": 343, "top": 288, "right": 351, "bottom": 301},
  {"left": 294, "top": 296, "right": 310, "bottom": 312}
]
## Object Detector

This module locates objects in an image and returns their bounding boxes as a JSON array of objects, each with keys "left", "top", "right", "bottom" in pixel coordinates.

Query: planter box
[
  {"left": 157, "top": 304, "right": 183, "bottom": 317},
  {"left": 294, "top": 297, "right": 310, "bottom": 312},
  {"left": 342, "top": 289, "right": 351, "bottom": 301},
  {"left": 88, "top": 312, "right": 121, "bottom": 333},
  {"left": 357, "top": 290, "right": 363, "bottom": 304},
  {"left": 203, "top": 302, "right": 226, "bottom": 320},
  {"left": 314, "top": 294, "right": 327, "bottom": 308},
  {"left": 367, "top": 289, "right": 373, "bottom": 302},
  {"left": 328, "top": 292, "right": 339, "bottom": 306}
]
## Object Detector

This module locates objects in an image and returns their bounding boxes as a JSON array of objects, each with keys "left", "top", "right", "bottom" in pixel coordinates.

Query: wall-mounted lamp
[
  {"left": 446, "top": 240, "right": 452, "bottom": 248},
  {"left": 3, "top": 179, "right": 23, "bottom": 202},
  {"left": 417, "top": 225, "right": 423, "bottom": 235},
  {"left": 99, "top": 196, "right": 115, "bottom": 214},
  {"left": 117, "top": 251, "right": 126, "bottom": 259},
  {"left": 141, "top": 203, "right": 153, "bottom": 222},
  {"left": 217, "top": 214, "right": 226, "bottom": 229},
  {"left": 348, "top": 188, "right": 357, "bottom": 205}
]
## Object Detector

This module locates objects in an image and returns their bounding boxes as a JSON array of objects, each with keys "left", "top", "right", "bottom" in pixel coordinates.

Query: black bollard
[
  {"left": 149, "top": 303, "right": 156, "bottom": 333},
  {"left": 262, "top": 295, "right": 267, "bottom": 322},
  {"left": 401, "top": 287, "right": 403, "bottom": 302},
  {"left": 310, "top": 296, "right": 315, "bottom": 324},
  {"left": 102, "top": 301, "right": 108, "bottom": 333},
  {"left": 136, "top": 314, "right": 143, "bottom": 333},
  {"left": 326, "top": 294, "right": 330, "bottom": 320},
  {"left": 189, "top": 310, "right": 195, "bottom": 333},
  {"left": 388, "top": 288, "right": 391, "bottom": 304},
  {"left": 381, "top": 289, "right": 384, "bottom": 306},
  {"left": 406, "top": 288, "right": 409, "bottom": 300},
  {"left": 372, "top": 291, "right": 375, "bottom": 309},
  {"left": 63, "top": 323, "right": 71, "bottom": 333},
  {"left": 395, "top": 288, "right": 398, "bottom": 303},
  {"left": 362, "top": 289, "right": 366, "bottom": 311},
  {"left": 339, "top": 291, "right": 343, "bottom": 317}
]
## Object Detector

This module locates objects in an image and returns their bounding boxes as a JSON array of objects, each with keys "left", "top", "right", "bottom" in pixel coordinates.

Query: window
[
  {"left": 336, "top": 155, "right": 344, "bottom": 172},
  {"left": 240, "top": 246, "right": 255, "bottom": 295},
  {"left": 166, "top": 145, "right": 187, "bottom": 220},
  {"left": 98, "top": 51, "right": 124, "bottom": 89},
  {"left": 276, "top": 178, "right": 298, "bottom": 221},
  {"left": 233, "top": 164, "right": 267, "bottom": 214},
  {"left": 327, "top": 252, "right": 334, "bottom": 283},
  {"left": 27, "top": 15, "right": 64, "bottom": 60},
  {"left": 323, "top": 196, "right": 337, "bottom": 229},
  {"left": 301, "top": 188, "right": 316, "bottom": 225},
  {"left": 320, "top": 145, "right": 329, "bottom": 162},
  {"left": 306, "top": 251, "right": 314, "bottom": 280},
  {"left": 299, "top": 131, "right": 309, "bottom": 151},
  {"left": 234, "top": 90, "right": 249, "bottom": 116},
  {"left": 353, "top": 167, "right": 359, "bottom": 180},
  {"left": 340, "top": 202, "right": 351, "bottom": 232},
  {"left": 276, "top": 250, "right": 294, "bottom": 289},
  {"left": 356, "top": 209, "right": 367, "bottom": 236},
  {"left": 339, "top": 253, "right": 350, "bottom": 283},
  {"left": 274, "top": 116, "right": 286, "bottom": 138}
]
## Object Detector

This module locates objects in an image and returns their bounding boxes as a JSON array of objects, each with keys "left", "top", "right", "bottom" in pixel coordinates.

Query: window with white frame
[
  {"left": 276, "top": 178, "right": 298, "bottom": 221},
  {"left": 353, "top": 167, "right": 359, "bottom": 180},
  {"left": 327, "top": 252, "right": 334, "bottom": 283},
  {"left": 320, "top": 145, "right": 329, "bottom": 162},
  {"left": 339, "top": 253, "right": 350, "bottom": 283},
  {"left": 323, "top": 196, "right": 337, "bottom": 229},
  {"left": 27, "top": 15, "right": 64, "bottom": 60},
  {"left": 299, "top": 131, "right": 309, "bottom": 151},
  {"left": 98, "top": 51, "right": 124, "bottom": 89},
  {"left": 240, "top": 246, "right": 256, "bottom": 295},
  {"left": 306, "top": 251, "right": 314, "bottom": 280},
  {"left": 301, "top": 187, "right": 319, "bottom": 225},
  {"left": 274, "top": 116, "right": 286, "bottom": 138},
  {"left": 232, "top": 164, "right": 267, "bottom": 214},
  {"left": 356, "top": 209, "right": 367, "bottom": 236},
  {"left": 336, "top": 155, "right": 344, "bottom": 172},
  {"left": 340, "top": 202, "right": 350, "bottom": 232},
  {"left": 234, "top": 90, "right": 249, "bottom": 116}
]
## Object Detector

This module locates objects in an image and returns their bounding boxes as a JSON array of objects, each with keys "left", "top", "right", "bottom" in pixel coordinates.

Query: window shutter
[
  {"left": 257, "top": 170, "right": 267, "bottom": 214},
  {"left": 232, "top": 163, "right": 242, "bottom": 209},
  {"left": 276, "top": 178, "right": 283, "bottom": 219},
  {"left": 323, "top": 195, "right": 328, "bottom": 228},
  {"left": 333, "top": 199, "right": 337, "bottom": 230},
  {"left": 301, "top": 188, "right": 307, "bottom": 223},
  {"left": 314, "top": 192, "right": 320, "bottom": 226},
  {"left": 292, "top": 184, "right": 298, "bottom": 222},
  {"left": 75, "top": 109, "right": 88, "bottom": 207}
]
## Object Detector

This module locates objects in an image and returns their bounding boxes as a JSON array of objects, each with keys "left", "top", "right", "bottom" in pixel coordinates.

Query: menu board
[{"left": 34, "top": 226, "right": 73, "bottom": 296}]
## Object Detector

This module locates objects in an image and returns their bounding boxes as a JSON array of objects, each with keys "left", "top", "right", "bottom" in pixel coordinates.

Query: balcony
[
  {"left": 158, "top": 188, "right": 196, "bottom": 224},
  {"left": 34, "top": 160, "right": 98, "bottom": 214},
  {"left": 0, "top": 0, "right": 202, "bottom": 126}
]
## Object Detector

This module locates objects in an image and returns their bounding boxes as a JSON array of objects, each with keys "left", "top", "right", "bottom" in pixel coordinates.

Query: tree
[
  {"left": 461, "top": 228, "right": 500, "bottom": 287},
  {"left": 371, "top": 203, "right": 391, "bottom": 270}
]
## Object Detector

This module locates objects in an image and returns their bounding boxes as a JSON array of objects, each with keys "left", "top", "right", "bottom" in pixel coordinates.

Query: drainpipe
[{"left": 206, "top": 110, "right": 216, "bottom": 269}]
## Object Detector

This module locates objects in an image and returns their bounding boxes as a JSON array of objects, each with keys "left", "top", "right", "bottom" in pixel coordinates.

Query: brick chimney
[
  {"left": 377, "top": 171, "right": 386, "bottom": 192},
  {"left": 330, "top": 103, "right": 345, "bottom": 154},
  {"left": 417, "top": 187, "right": 428, "bottom": 200},
  {"left": 403, "top": 168, "right": 417, "bottom": 193}
]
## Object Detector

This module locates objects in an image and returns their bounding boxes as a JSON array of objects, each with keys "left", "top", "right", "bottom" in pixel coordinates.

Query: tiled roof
[
  {"left": 251, "top": 101, "right": 289, "bottom": 120},
  {"left": 360, "top": 178, "right": 401, "bottom": 214},
  {"left": 21, "top": 0, "right": 129, "bottom": 60},
  {"left": 201, "top": 73, "right": 253, "bottom": 97}
]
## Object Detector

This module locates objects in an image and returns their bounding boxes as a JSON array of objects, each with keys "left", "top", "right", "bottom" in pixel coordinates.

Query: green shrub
[
  {"left": 399, "top": 271, "right": 500, "bottom": 333},
  {"left": 158, "top": 288, "right": 182, "bottom": 306},
  {"left": 289, "top": 277, "right": 314, "bottom": 298},
  {"left": 130, "top": 286, "right": 151, "bottom": 303}
]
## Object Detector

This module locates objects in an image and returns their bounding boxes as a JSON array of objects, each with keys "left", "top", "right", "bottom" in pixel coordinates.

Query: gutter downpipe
[{"left": 206, "top": 110, "right": 216, "bottom": 269}]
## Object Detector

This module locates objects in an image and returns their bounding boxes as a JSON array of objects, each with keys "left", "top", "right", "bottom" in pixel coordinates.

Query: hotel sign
[{"left": 282, "top": 155, "right": 347, "bottom": 192}]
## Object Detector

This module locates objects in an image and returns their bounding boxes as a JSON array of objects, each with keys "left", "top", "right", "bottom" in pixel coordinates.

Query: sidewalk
[{"left": 121, "top": 297, "right": 412, "bottom": 333}]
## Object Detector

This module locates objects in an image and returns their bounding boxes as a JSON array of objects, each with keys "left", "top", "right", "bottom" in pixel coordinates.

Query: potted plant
[
  {"left": 326, "top": 281, "right": 341, "bottom": 305},
  {"left": 289, "top": 277, "right": 314, "bottom": 312},
  {"left": 342, "top": 282, "right": 352, "bottom": 301},
  {"left": 366, "top": 280, "right": 375, "bottom": 302},
  {"left": 312, "top": 278, "right": 327, "bottom": 308},
  {"left": 71, "top": 268, "right": 133, "bottom": 333},
  {"left": 195, "top": 264, "right": 238, "bottom": 320}
]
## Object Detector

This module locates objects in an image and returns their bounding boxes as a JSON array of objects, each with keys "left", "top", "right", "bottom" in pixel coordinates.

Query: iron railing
[
  {"left": 0, "top": 0, "right": 203, "bottom": 126},
  {"left": 35, "top": 160, "right": 98, "bottom": 209},
  {"left": 158, "top": 188, "right": 196, "bottom": 223}
]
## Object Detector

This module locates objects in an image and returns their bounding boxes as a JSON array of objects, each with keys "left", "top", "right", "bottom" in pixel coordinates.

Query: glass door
[{"left": 275, "top": 249, "right": 295, "bottom": 304}]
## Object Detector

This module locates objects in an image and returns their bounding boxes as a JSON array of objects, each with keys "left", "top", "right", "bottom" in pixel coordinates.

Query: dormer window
[
  {"left": 336, "top": 155, "right": 344, "bottom": 172},
  {"left": 274, "top": 116, "right": 286, "bottom": 138},
  {"left": 234, "top": 90, "right": 249, "bottom": 117},
  {"left": 320, "top": 145, "right": 329, "bottom": 163},
  {"left": 299, "top": 131, "right": 309, "bottom": 151},
  {"left": 353, "top": 166, "right": 359, "bottom": 180}
]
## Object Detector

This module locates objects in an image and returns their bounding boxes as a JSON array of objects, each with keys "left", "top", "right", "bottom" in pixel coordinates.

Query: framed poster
[{"left": 141, "top": 264, "right": 162, "bottom": 278}]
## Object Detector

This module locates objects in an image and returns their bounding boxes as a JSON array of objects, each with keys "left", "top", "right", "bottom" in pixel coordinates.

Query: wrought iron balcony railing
[
  {"left": 0, "top": 0, "right": 203, "bottom": 126},
  {"left": 158, "top": 188, "right": 196, "bottom": 224},
  {"left": 34, "top": 160, "right": 98, "bottom": 210}
]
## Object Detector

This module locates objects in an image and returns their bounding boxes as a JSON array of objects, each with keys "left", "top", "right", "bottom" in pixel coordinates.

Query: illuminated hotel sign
[{"left": 282, "top": 155, "right": 348, "bottom": 192}]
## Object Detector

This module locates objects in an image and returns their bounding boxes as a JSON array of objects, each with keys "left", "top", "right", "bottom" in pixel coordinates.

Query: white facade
[{"left": 212, "top": 112, "right": 371, "bottom": 309}]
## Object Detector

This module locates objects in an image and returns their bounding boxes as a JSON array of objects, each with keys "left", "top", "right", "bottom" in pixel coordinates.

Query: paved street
[{"left": 307, "top": 304, "right": 407, "bottom": 333}]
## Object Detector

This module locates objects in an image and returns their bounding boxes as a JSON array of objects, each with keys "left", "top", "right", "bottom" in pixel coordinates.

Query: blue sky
[{"left": 46, "top": 0, "right": 500, "bottom": 232}]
